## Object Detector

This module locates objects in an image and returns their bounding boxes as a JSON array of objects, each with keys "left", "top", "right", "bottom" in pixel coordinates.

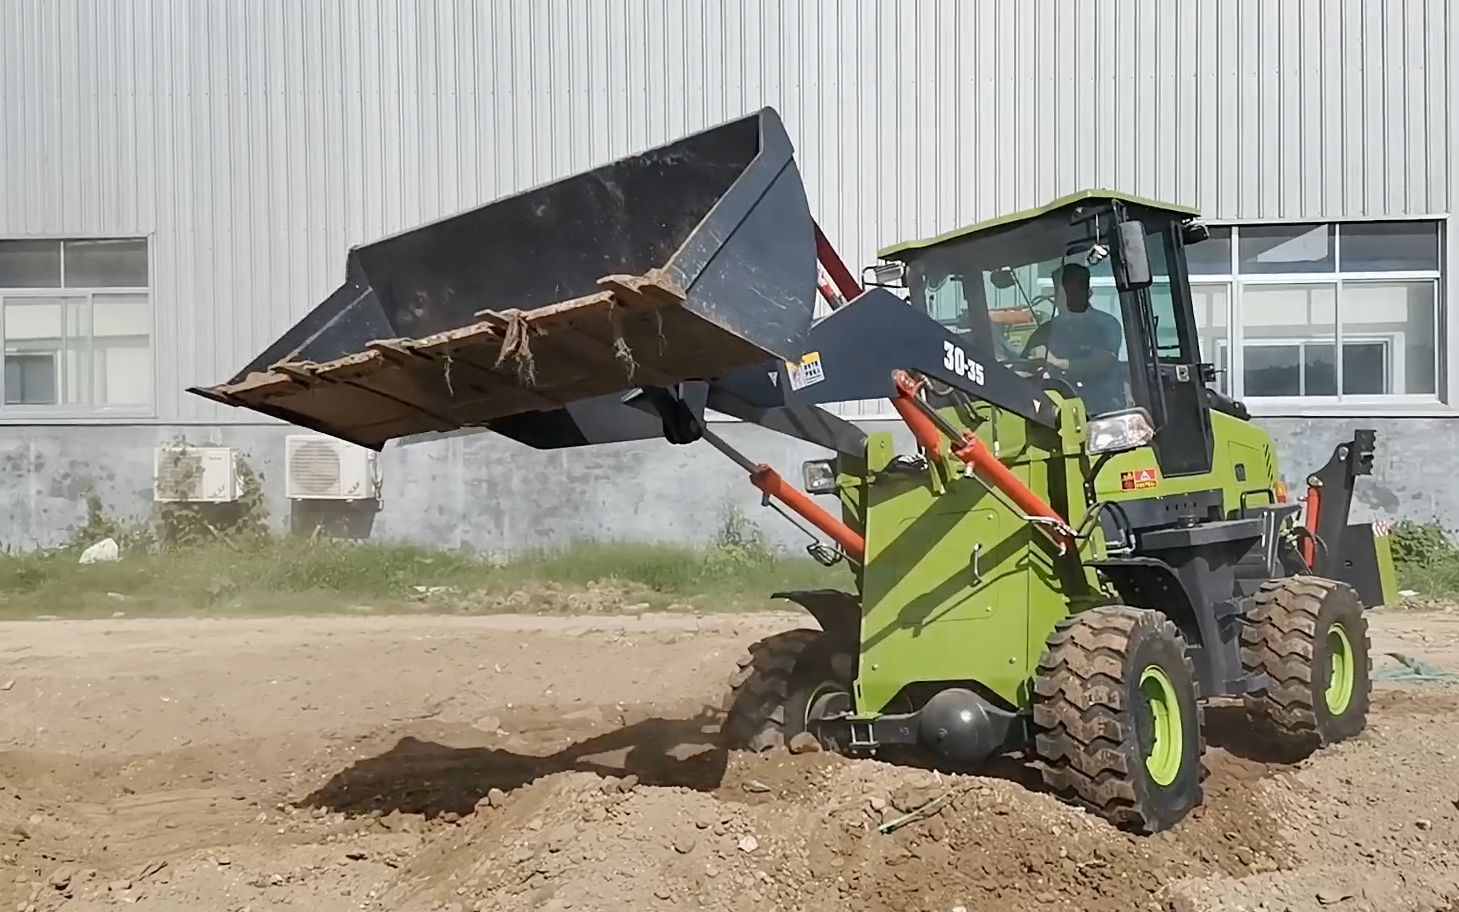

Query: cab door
[{"left": 1115, "top": 219, "right": 1215, "bottom": 477}]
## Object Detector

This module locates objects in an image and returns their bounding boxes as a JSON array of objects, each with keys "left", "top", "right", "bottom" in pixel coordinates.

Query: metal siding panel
[
  {"left": 1151, "top": 0, "right": 1176, "bottom": 202},
  {"left": 1341, "top": 0, "right": 1365, "bottom": 214},
  {"left": 206, "top": 0, "right": 230, "bottom": 404},
  {"left": 1175, "top": 0, "right": 1199, "bottom": 204},
  {"left": 1383, "top": 0, "right": 1406, "bottom": 212},
  {"left": 1321, "top": 0, "right": 1345, "bottom": 214},
  {"left": 1433, "top": 0, "right": 1452, "bottom": 209},
  {"left": 1051, "top": 0, "right": 1075, "bottom": 196},
  {"left": 1238, "top": 0, "right": 1263, "bottom": 216},
  {"left": 1298, "top": 0, "right": 1322, "bottom": 215},
  {"left": 0, "top": 0, "right": 1454, "bottom": 424},
  {"left": 1362, "top": 0, "right": 1386, "bottom": 215},
  {"left": 1215, "top": 0, "right": 1242, "bottom": 215},
  {"left": 340, "top": 1, "right": 364, "bottom": 245},
  {"left": 1277, "top": 0, "right": 1301, "bottom": 218},
  {"left": 152, "top": 0, "right": 180, "bottom": 420},
  {"left": 1401, "top": 0, "right": 1426, "bottom": 211},
  {"left": 1136, "top": 0, "right": 1158, "bottom": 199}
]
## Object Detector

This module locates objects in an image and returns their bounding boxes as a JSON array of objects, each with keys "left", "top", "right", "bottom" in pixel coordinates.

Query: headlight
[
  {"left": 1085, "top": 408, "right": 1156, "bottom": 456},
  {"left": 801, "top": 459, "right": 837, "bottom": 494}
]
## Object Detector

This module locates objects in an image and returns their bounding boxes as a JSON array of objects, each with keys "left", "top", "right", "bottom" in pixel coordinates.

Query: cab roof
[{"left": 876, "top": 189, "right": 1200, "bottom": 259}]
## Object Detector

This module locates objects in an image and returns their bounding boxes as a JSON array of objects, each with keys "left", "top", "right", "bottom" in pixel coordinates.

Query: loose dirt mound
[{"left": 0, "top": 613, "right": 1456, "bottom": 912}]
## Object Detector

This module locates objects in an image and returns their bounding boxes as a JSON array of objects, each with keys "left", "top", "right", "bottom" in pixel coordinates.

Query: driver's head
[{"left": 1055, "top": 263, "right": 1091, "bottom": 314}]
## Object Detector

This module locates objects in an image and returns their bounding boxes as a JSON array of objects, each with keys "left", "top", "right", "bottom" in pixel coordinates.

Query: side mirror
[
  {"left": 988, "top": 267, "right": 1018, "bottom": 290},
  {"left": 1181, "top": 220, "right": 1211, "bottom": 245},
  {"left": 862, "top": 260, "right": 907, "bottom": 288},
  {"left": 1113, "top": 220, "right": 1152, "bottom": 292}
]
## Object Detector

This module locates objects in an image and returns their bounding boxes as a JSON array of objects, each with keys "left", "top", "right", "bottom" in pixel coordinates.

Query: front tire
[
  {"left": 1032, "top": 605, "right": 1205, "bottom": 834},
  {"left": 719, "top": 629, "right": 853, "bottom": 752},
  {"left": 1241, "top": 575, "right": 1372, "bottom": 751}
]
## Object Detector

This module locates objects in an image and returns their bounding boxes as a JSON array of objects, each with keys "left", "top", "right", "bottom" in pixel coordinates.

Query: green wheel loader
[{"left": 194, "top": 108, "right": 1397, "bottom": 833}]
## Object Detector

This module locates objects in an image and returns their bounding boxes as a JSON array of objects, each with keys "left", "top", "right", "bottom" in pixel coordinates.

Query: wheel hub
[
  {"left": 805, "top": 682, "right": 852, "bottom": 727},
  {"left": 1138, "top": 664, "right": 1184, "bottom": 787},
  {"left": 1325, "top": 623, "right": 1356, "bottom": 714}
]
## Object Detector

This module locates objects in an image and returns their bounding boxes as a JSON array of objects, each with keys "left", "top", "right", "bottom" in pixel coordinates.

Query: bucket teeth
[{"left": 202, "top": 268, "right": 702, "bottom": 446}]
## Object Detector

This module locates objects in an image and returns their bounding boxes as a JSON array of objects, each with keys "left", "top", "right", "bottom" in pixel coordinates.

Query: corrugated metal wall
[{"left": 1, "top": 0, "right": 1454, "bottom": 423}]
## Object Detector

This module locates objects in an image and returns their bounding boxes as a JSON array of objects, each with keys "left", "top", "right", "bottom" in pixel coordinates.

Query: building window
[
  {"left": 1189, "top": 221, "right": 1442, "bottom": 408},
  {"left": 0, "top": 238, "right": 153, "bottom": 413}
]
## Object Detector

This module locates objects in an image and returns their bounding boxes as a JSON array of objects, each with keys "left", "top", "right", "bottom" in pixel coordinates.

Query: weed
[{"left": 1390, "top": 519, "right": 1459, "bottom": 600}]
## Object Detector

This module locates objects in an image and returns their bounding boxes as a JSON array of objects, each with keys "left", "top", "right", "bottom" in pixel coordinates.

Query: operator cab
[{"left": 876, "top": 190, "right": 1236, "bottom": 478}]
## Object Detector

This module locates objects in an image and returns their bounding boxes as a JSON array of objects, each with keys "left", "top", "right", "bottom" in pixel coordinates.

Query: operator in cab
[{"left": 1021, "top": 262, "right": 1127, "bottom": 415}]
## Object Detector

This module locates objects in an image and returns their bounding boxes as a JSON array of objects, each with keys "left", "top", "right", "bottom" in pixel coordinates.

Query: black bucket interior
[{"left": 233, "top": 115, "right": 766, "bottom": 379}]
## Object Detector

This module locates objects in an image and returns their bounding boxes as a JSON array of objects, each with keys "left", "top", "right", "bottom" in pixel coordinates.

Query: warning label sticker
[
  {"left": 1120, "top": 468, "right": 1160, "bottom": 491},
  {"left": 786, "top": 351, "right": 825, "bottom": 391}
]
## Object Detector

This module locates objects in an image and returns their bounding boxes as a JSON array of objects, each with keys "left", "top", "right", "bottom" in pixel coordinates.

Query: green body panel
[
  {"left": 842, "top": 400, "right": 1295, "bottom": 716},
  {"left": 848, "top": 397, "right": 1106, "bottom": 714},
  {"left": 1092, "top": 411, "right": 1285, "bottom": 515}
]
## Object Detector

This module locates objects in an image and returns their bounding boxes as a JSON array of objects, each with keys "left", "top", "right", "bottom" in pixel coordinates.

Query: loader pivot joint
[{"left": 627, "top": 386, "right": 704, "bottom": 445}]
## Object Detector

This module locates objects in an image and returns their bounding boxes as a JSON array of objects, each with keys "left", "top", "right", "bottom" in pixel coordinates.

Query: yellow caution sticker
[{"left": 786, "top": 351, "right": 825, "bottom": 391}]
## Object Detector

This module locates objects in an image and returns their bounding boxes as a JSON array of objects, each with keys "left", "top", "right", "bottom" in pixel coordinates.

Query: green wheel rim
[
  {"left": 1325, "top": 623, "right": 1356, "bottom": 715},
  {"left": 1139, "top": 665, "right": 1184, "bottom": 787}
]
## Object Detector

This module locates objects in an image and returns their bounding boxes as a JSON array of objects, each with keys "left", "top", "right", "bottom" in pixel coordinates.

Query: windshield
[
  {"left": 908, "top": 219, "right": 1138, "bottom": 416},
  {"left": 921, "top": 251, "right": 1127, "bottom": 363}
]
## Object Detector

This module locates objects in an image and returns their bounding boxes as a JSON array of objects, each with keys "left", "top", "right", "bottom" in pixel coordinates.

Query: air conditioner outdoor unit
[
  {"left": 285, "top": 435, "right": 381, "bottom": 501},
  {"left": 153, "top": 445, "right": 240, "bottom": 503}
]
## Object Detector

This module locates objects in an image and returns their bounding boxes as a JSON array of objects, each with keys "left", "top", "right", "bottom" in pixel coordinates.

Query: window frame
[
  {"left": 0, "top": 234, "right": 157, "bottom": 420},
  {"left": 1192, "top": 215, "right": 1451, "bottom": 417}
]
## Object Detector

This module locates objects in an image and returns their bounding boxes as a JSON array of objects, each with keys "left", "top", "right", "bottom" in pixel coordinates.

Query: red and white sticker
[{"left": 1120, "top": 467, "right": 1159, "bottom": 491}]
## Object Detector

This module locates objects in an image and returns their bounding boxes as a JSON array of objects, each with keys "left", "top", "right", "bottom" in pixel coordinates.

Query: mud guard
[
  {"left": 1087, "top": 556, "right": 1252, "bottom": 698},
  {"left": 770, "top": 589, "right": 861, "bottom": 649}
]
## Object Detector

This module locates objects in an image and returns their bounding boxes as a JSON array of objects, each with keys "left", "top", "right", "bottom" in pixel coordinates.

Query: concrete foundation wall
[{"left": 0, "top": 418, "right": 1447, "bottom": 554}]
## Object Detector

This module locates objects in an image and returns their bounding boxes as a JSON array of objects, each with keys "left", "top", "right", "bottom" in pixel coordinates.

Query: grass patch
[
  {"left": 1390, "top": 519, "right": 1459, "bottom": 603},
  {"left": 0, "top": 536, "right": 842, "bottom": 621}
]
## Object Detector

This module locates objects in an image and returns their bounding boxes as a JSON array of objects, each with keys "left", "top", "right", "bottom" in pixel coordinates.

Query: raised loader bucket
[{"left": 189, "top": 107, "right": 818, "bottom": 450}]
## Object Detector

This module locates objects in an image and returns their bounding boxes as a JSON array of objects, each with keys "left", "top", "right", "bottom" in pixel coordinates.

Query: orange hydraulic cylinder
[
  {"left": 1302, "top": 485, "right": 1322, "bottom": 568},
  {"left": 892, "top": 371, "right": 1072, "bottom": 550},
  {"left": 750, "top": 465, "right": 867, "bottom": 562}
]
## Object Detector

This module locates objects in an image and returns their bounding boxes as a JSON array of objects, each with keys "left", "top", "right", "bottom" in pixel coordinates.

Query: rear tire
[
  {"left": 1032, "top": 605, "right": 1205, "bottom": 834},
  {"left": 1241, "top": 575, "right": 1372, "bottom": 751},
  {"left": 719, "top": 629, "right": 854, "bottom": 753}
]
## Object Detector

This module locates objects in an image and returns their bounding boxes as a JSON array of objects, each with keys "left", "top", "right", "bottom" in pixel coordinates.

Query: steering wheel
[
  {"left": 1003, "top": 357, "right": 1079, "bottom": 399},
  {"left": 1026, "top": 293, "right": 1056, "bottom": 315}
]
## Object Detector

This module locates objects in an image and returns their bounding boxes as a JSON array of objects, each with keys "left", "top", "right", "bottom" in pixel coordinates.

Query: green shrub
[
  {"left": 1390, "top": 519, "right": 1454, "bottom": 568},
  {"left": 1388, "top": 519, "right": 1459, "bottom": 601}
]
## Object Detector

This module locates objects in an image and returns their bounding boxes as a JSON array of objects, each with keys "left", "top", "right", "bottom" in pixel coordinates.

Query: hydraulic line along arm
[
  {"left": 699, "top": 426, "right": 867, "bottom": 561},
  {"left": 890, "top": 371, "right": 1074, "bottom": 552}
]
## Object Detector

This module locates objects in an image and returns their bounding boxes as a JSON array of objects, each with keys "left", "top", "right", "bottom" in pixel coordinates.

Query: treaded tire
[
  {"left": 718, "top": 629, "right": 852, "bottom": 753},
  {"left": 1241, "top": 575, "right": 1372, "bottom": 751},
  {"left": 1032, "top": 605, "right": 1205, "bottom": 834}
]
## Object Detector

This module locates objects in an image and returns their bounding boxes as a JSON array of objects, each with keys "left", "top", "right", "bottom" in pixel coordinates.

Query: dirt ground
[{"left": 0, "top": 608, "right": 1455, "bottom": 912}]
